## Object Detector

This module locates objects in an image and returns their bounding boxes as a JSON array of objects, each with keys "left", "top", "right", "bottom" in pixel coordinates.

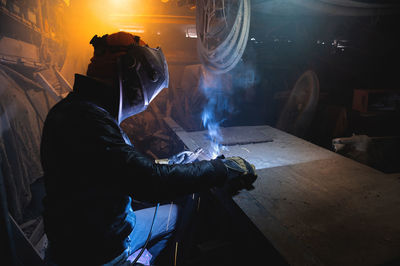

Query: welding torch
[{"left": 155, "top": 148, "right": 204, "bottom": 165}]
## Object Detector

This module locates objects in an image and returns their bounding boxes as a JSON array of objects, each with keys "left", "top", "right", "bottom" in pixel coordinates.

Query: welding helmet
[
  {"left": 117, "top": 44, "right": 169, "bottom": 122},
  {"left": 88, "top": 32, "right": 169, "bottom": 123}
]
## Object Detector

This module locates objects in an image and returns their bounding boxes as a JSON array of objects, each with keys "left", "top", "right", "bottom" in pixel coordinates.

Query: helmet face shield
[
  {"left": 135, "top": 46, "right": 169, "bottom": 104},
  {"left": 118, "top": 45, "right": 169, "bottom": 122}
]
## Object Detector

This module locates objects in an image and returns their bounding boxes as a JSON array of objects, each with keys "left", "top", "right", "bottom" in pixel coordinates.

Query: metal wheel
[{"left": 276, "top": 70, "right": 320, "bottom": 137}]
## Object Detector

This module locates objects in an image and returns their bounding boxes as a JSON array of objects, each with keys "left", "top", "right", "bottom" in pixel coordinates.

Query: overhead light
[
  {"left": 119, "top": 25, "right": 145, "bottom": 34},
  {"left": 186, "top": 26, "right": 197, "bottom": 38},
  {"left": 120, "top": 29, "right": 145, "bottom": 33}
]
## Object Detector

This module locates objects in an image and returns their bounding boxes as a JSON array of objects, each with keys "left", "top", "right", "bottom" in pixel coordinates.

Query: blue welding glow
[
  {"left": 200, "top": 70, "right": 230, "bottom": 159},
  {"left": 201, "top": 108, "right": 224, "bottom": 159}
]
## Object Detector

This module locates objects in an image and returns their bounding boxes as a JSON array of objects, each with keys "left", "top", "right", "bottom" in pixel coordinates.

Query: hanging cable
[
  {"left": 131, "top": 203, "right": 160, "bottom": 265},
  {"left": 196, "top": 0, "right": 251, "bottom": 74}
]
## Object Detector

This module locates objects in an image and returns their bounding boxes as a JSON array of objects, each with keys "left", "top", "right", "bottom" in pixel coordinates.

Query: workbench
[{"left": 165, "top": 117, "right": 400, "bottom": 266}]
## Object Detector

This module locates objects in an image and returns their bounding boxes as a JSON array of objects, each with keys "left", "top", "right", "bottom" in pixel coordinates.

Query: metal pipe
[
  {"left": 34, "top": 72, "right": 62, "bottom": 101},
  {"left": 53, "top": 68, "right": 73, "bottom": 92}
]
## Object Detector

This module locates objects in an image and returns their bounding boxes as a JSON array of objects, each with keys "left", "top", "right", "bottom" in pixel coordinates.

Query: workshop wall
[{"left": 0, "top": 66, "right": 57, "bottom": 222}]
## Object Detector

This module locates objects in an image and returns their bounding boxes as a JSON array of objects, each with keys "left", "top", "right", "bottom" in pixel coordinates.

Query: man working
[{"left": 40, "top": 32, "right": 257, "bottom": 265}]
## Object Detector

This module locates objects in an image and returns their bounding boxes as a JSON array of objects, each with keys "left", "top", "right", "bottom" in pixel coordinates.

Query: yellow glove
[{"left": 221, "top": 156, "right": 257, "bottom": 192}]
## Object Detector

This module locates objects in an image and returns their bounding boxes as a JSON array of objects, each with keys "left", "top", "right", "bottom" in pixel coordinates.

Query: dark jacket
[{"left": 40, "top": 74, "right": 227, "bottom": 265}]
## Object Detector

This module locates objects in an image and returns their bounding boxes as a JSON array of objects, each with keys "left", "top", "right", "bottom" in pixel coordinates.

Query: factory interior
[{"left": 1, "top": 0, "right": 400, "bottom": 265}]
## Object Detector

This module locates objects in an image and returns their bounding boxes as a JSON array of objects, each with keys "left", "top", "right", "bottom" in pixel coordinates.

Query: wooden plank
[
  {"left": 234, "top": 158, "right": 400, "bottom": 266},
  {"left": 232, "top": 190, "right": 322, "bottom": 265},
  {"left": 165, "top": 118, "right": 400, "bottom": 266}
]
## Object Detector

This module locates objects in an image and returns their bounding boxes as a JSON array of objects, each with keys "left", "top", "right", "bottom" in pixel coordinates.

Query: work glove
[
  {"left": 220, "top": 156, "right": 257, "bottom": 194},
  {"left": 155, "top": 148, "right": 203, "bottom": 165}
]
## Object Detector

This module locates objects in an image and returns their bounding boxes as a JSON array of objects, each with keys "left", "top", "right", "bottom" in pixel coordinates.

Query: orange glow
[
  {"left": 60, "top": 0, "right": 156, "bottom": 82},
  {"left": 64, "top": 0, "right": 161, "bottom": 41},
  {"left": 119, "top": 29, "right": 145, "bottom": 33}
]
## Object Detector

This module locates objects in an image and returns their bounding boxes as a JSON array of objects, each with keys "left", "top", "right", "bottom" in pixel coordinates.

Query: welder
[{"left": 40, "top": 32, "right": 257, "bottom": 265}]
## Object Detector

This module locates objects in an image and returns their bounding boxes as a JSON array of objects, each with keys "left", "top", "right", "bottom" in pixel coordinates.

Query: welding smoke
[
  {"left": 200, "top": 68, "right": 234, "bottom": 159},
  {"left": 199, "top": 57, "right": 260, "bottom": 159}
]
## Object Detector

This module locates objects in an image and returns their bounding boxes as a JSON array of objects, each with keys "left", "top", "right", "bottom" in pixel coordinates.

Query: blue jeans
[{"left": 104, "top": 203, "right": 179, "bottom": 265}]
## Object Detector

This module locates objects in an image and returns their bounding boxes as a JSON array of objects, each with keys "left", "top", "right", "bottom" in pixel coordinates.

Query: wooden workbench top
[
  {"left": 164, "top": 118, "right": 400, "bottom": 265},
  {"left": 235, "top": 158, "right": 400, "bottom": 265}
]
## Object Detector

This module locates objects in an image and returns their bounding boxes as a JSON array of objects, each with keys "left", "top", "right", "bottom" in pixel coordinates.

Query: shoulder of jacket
[{"left": 45, "top": 98, "right": 117, "bottom": 129}]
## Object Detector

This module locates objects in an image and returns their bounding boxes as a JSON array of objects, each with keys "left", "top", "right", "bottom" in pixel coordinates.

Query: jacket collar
[{"left": 72, "top": 74, "right": 119, "bottom": 118}]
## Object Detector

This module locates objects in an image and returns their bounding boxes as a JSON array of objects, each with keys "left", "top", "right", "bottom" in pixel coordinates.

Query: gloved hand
[
  {"left": 220, "top": 156, "right": 257, "bottom": 194},
  {"left": 155, "top": 148, "right": 203, "bottom": 165}
]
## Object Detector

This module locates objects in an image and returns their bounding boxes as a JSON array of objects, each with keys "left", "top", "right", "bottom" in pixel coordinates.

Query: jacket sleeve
[{"left": 84, "top": 108, "right": 228, "bottom": 202}]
